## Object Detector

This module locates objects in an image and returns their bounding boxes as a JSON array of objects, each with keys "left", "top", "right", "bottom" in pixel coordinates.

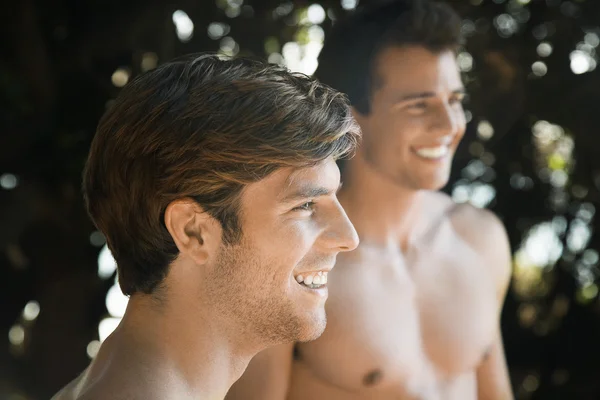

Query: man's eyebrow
[
  {"left": 393, "top": 88, "right": 466, "bottom": 103},
  {"left": 280, "top": 181, "right": 343, "bottom": 203}
]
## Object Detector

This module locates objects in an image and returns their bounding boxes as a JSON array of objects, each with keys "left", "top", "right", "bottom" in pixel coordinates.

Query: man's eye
[
  {"left": 293, "top": 202, "right": 316, "bottom": 212},
  {"left": 450, "top": 94, "right": 467, "bottom": 105},
  {"left": 406, "top": 101, "right": 428, "bottom": 113},
  {"left": 408, "top": 101, "right": 428, "bottom": 110}
]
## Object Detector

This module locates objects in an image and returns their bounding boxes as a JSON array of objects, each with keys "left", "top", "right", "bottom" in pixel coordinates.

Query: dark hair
[
  {"left": 83, "top": 54, "right": 359, "bottom": 295},
  {"left": 315, "top": 0, "right": 463, "bottom": 114}
]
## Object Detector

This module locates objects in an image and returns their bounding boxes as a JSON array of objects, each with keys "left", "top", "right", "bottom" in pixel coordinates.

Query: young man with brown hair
[
  {"left": 52, "top": 54, "right": 360, "bottom": 400},
  {"left": 228, "top": 1, "right": 514, "bottom": 399}
]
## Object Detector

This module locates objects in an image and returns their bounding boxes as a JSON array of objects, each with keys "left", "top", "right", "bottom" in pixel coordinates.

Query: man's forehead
[
  {"left": 283, "top": 161, "right": 340, "bottom": 190},
  {"left": 242, "top": 160, "right": 340, "bottom": 203},
  {"left": 374, "top": 46, "right": 463, "bottom": 92}
]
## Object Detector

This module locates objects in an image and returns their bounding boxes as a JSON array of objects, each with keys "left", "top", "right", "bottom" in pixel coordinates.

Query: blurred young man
[
  {"left": 227, "top": 1, "right": 514, "bottom": 399},
  {"left": 52, "top": 54, "right": 360, "bottom": 400}
]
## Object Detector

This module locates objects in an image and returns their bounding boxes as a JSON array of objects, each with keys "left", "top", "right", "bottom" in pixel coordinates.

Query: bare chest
[{"left": 295, "top": 234, "right": 498, "bottom": 394}]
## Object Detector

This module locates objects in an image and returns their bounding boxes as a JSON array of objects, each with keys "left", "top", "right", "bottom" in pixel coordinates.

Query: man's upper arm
[
  {"left": 454, "top": 205, "right": 513, "bottom": 399},
  {"left": 481, "top": 210, "right": 512, "bottom": 303},
  {"left": 452, "top": 204, "right": 512, "bottom": 301},
  {"left": 225, "top": 342, "right": 295, "bottom": 400}
]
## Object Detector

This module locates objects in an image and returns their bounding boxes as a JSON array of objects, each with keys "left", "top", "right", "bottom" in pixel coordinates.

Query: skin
[
  {"left": 227, "top": 46, "right": 514, "bottom": 400},
  {"left": 51, "top": 157, "right": 359, "bottom": 400}
]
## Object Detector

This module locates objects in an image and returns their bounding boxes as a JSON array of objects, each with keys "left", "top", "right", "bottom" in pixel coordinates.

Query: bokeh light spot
[
  {"left": 523, "top": 374, "right": 540, "bottom": 392},
  {"left": 207, "top": 22, "right": 230, "bottom": 40},
  {"left": 576, "top": 283, "right": 598, "bottom": 304},
  {"left": 582, "top": 249, "right": 599, "bottom": 266},
  {"left": 172, "top": 10, "right": 194, "bottom": 42},
  {"left": 106, "top": 283, "right": 129, "bottom": 318},
  {"left": 90, "top": 231, "right": 106, "bottom": 247},
  {"left": 268, "top": 52, "right": 284, "bottom": 65},
  {"left": 494, "top": 14, "right": 518, "bottom": 37},
  {"left": 464, "top": 110, "right": 473, "bottom": 123},
  {"left": 341, "top": 0, "right": 359, "bottom": 10},
  {"left": 87, "top": 340, "right": 101, "bottom": 359},
  {"left": 219, "top": 36, "right": 239, "bottom": 56},
  {"left": 8, "top": 325, "right": 25, "bottom": 346},
  {"left": 532, "top": 61, "right": 548, "bottom": 76},
  {"left": 0, "top": 173, "right": 18, "bottom": 190},
  {"left": 141, "top": 52, "right": 158, "bottom": 72},
  {"left": 550, "top": 170, "right": 568, "bottom": 187},
  {"left": 111, "top": 68, "right": 130, "bottom": 88},
  {"left": 225, "top": 6, "right": 241, "bottom": 18},
  {"left": 461, "top": 20, "right": 476, "bottom": 36},
  {"left": 307, "top": 4, "right": 326, "bottom": 24},
  {"left": 457, "top": 52, "right": 473, "bottom": 72},
  {"left": 273, "top": 2, "right": 293, "bottom": 19},
  {"left": 567, "top": 219, "right": 591, "bottom": 253},
  {"left": 452, "top": 182, "right": 470, "bottom": 203},
  {"left": 477, "top": 120, "right": 494, "bottom": 140},
  {"left": 98, "top": 317, "right": 121, "bottom": 342},
  {"left": 570, "top": 50, "right": 594, "bottom": 74},
  {"left": 518, "top": 303, "right": 537, "bottom": 327},
  {"left": 584, "top": 32, "right": 600, "bottom": 48},
  {"left": 98, "top": 244, "right": 117, "bottom": 279},
  {"left": 537, "top": 42, "right": 553, "bottom": 57},
  {"left": 22, "top": 301, "right": 40, "bottom": 322}
]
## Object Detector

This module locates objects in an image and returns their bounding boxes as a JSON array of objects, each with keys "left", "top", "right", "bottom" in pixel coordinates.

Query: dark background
[{"left": 1, "top": 0, "right": 600, "bottom": 398}]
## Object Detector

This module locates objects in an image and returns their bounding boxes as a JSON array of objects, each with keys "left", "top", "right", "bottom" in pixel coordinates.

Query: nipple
[{"left": 363, "top": 369, "right": 383, "bottom": 386}]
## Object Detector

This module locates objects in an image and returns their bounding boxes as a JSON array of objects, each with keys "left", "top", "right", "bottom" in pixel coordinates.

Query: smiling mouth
[
  {"left": 295, "top": 271, "right": 328, "bottom": 289},
  {"left": 413, "top": 145, "right": 450, "bottom": 159}
]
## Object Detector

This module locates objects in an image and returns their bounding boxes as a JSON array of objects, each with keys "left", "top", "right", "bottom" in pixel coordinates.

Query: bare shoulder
[
  {"left": 53, "top": 369, "right": 175, "bottom": 400},
  {"left": 420, "top": 191, "right": 509, "bottom": 257},
  {"left": 76, "top": 383, "right": 170, "bottom": 400},
  {"left": 447, "top": 201, "right": 507, "bottom": 246},
  {"left": 444, "top": 198, "right": 512, "bottom": 299}
]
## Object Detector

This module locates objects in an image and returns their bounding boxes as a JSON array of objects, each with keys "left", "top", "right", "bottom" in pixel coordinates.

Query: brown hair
[
  {"left": 83, "top": 54, "right": 359, "bottom": 295},
  {"left": 315, "top": 0, "right": 463, "bottom": 114}
]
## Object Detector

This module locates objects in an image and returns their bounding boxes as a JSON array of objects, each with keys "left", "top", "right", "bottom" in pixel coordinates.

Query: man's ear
[{"left": 164, "top": 199, "right": 222, "bottom": 265}]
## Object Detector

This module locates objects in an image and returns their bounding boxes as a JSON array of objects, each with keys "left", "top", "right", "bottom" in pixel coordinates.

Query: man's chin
[
  {"left": 409, "top": 172, "right": 451, "bottom": 192},
  {"left": 295, "top": 312, "right": 327, "bottom": 343},
  {"left": 423, "top": 179, "right": 450, "bottom": 192}
]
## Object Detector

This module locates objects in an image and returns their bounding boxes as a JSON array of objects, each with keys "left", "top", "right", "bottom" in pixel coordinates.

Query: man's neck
[
  {"left": 110, "top": 293, "right": 258, "bottom": 399},
  {"left": 339, "top": 154, "right": 426, "bottom": 250}
]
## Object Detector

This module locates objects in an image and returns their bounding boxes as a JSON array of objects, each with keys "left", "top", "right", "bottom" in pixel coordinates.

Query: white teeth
[
  {"left": 295, "top": 271, "right": 328, "bottom": 287},
  {"left": 415, "top": 146, "right": 449, "bottom": 159}
]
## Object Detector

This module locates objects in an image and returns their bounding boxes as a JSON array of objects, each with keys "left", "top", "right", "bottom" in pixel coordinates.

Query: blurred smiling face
[
  {"left": 207, "top": 157, "right": 359, "bottom": 344},
  {"left": 353, "top": 46, "right": 467, "bottom": 191}
]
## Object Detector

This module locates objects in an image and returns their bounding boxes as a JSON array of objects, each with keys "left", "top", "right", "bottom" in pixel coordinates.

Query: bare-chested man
[
  {"left": 52, "top": 54, "right": 360, "bottom": 400},
  {"left": 227, "top": 1, "right": 514, "bottom": 399}
]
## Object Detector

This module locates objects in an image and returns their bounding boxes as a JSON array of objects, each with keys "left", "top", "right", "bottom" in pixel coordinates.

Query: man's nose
[{"left": 320, "top": 202, "right": 359, "bottom": 253}]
